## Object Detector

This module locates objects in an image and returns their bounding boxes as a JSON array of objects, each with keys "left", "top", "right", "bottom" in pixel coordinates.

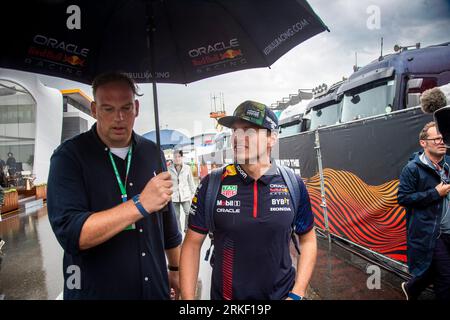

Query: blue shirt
[
  {"left": 188, "top": 163, "right": 314, "bottom": 300},
  {"left": 420, "top": 153, "right": 450, "bottom": 234},
  {"left": 47, "top": 124, "right": 182, "bottom": 300}
]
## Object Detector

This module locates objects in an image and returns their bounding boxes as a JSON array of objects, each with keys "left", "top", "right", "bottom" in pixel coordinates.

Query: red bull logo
[
  {"left": 220, "top": 49, "right": 242, "bottom": 60},
  {"left": 63, "top": 55, "right": 85, "bottom": 66},
  {"left": 191, "top": 48, "right": 243, "bottom": 67}
]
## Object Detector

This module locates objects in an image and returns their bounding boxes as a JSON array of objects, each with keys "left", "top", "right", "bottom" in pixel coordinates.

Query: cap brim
[
  {"left": 217, "top": 116, "right": 241, "bottom": 128},
  {"left": 218, "top": 116, "right": 270, "bottom": 130}
]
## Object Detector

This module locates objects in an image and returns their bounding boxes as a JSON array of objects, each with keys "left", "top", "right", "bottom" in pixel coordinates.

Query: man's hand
[
  {"left": 435, "top": 182, "right": 450, "bottom": 197},
  {"left": 140, "top": 172, "right": 173, "bottom": 213},
  {"left": 169, "top": 270, "right": 180, "bottom": 300}
]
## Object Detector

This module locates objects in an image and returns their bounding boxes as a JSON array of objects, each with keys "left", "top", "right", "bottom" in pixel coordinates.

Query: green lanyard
[
  {"left": 108, "top": 145, "right": 133, "bottom": 203},
  {"left": 109, "top": 145, "right": 135, "bottom": 231}
]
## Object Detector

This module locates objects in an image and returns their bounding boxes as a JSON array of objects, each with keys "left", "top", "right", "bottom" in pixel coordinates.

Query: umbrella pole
[
  {"left": 146, "top": 2, "right": 163, "bottom": 173},
  {"left": 146, "top": 3, "right": 169, "bottom": 219},
  {"left": 152, "top": 79, "right": 163, "bottom": 173}
]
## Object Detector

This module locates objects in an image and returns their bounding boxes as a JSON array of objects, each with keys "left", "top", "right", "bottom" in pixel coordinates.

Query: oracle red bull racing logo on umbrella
[
  {"left": 188, "top": 38, "right": 247, "bottom": 74},
  {"left": 25, "top": 34, "right": 90, "bottom": 77},
  {"left": 221, "top": 185, "right": 238, "bottom": 199}
]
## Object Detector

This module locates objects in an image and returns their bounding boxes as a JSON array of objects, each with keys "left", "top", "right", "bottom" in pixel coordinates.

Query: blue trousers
[{"left": 407, "top": 233, "right": 450, "bottom": 300}]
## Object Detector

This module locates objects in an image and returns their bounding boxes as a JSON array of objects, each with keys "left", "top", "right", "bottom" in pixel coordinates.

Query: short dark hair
[
  {"left": 419, "top": 121, "right": 436, "bottom": 140},
  {"left": 92, "top": 72, "right": 142, "bottom": 98},
  {"left": 174, "top": 150, "right": 183, "bottom": 157}
]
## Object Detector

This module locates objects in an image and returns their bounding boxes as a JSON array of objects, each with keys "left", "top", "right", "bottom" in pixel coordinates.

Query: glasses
[{"left": 424, "top": 137, "right": 444, "bottom": 144}]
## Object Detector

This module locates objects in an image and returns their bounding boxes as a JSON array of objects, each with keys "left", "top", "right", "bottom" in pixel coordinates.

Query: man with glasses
[
  {"left": 398, "top": 121, "right": 450, "bottom": 300},
  {"left": 47, "top": 72, "right": 181, "bottom": 299}
]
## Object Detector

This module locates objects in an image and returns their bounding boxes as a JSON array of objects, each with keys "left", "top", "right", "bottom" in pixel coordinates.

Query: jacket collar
[
  {"left": 169, "top": 163, "right": 187, "bottom": 174},
  {"left": 412, "top": 150, "right": 450, "bottom": 174},
  {"left": 90, "top": 122, "right": 142, "bottom": 152},
  {"left": 234, "top": 162, "right": 278, "bottom": 185}
]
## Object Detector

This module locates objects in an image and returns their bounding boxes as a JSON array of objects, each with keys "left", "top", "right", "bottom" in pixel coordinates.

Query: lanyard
[
  {"left": 424, "top": 155, "right": 449, "bottom": 182},
  {"left": 108, "top": 145, "right": 132, "bottom": 202}
]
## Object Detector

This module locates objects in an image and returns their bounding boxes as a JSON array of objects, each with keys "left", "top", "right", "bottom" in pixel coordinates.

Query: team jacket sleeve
[
  {"left": 188, "top": 174, "right": 210, "bottom": 235},
  {"left": 294, "top": 175, "right": 315, "bottom": 235}
]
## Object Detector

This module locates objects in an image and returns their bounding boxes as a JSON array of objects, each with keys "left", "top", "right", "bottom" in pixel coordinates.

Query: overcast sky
[{"left": 38, "top": 0, "right": 450, "bottom": 137}]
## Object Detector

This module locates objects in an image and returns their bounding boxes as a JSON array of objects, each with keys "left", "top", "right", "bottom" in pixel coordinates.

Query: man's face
[
  {"left": 91, "top": 81, "right": 139, "bottom": 148},
  {"left": 420, "top": 126, "right": 447, "bottom": 158},
  {"left": 174, "top": 153, "right": 182, "bottom": 165},
  {"left": 231, "top": 120, "right": 276, "bottom": 164}
]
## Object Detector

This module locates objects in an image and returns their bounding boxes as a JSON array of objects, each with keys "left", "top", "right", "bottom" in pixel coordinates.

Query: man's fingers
[
  {"left": 157, "top": 172, "right": 172, "bottom": 180},
  {"left": 161, "top": 180, "right": 173, "bottom": 188}
]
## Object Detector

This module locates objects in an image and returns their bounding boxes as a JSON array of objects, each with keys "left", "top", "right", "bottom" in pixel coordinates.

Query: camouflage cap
[{"left": 218, "top": 100, "right": 278, "bottom": 130}]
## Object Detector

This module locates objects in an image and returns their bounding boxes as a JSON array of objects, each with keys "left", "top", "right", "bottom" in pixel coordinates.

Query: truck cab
[
  {"left": 303, "top": 80, "right": 346, "bottom": 130},
  {"left": 338, "top": 42, "right": 450, "bottom": 122}
]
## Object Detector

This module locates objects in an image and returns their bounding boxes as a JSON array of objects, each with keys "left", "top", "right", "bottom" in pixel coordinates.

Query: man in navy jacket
[{"left": 398, "top": 121, "right": 450, "bottom": 300}]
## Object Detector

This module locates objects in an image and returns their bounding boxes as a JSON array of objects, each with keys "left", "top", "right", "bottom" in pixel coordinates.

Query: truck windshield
[
  {"left": 279, "top": 122, "right": 301, "bottom": 137},
  {"left": 341, "top": 80, "right": 395, "bottom": 123},
  {"left": 309, "top": 102, "right": 341, "bottom": 130}
]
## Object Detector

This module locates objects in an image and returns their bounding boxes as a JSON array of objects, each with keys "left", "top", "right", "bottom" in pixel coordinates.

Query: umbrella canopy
[
  {"left": 143, "top": 129, "right": 191, "bottom": 150},
  {"left": 0, "top": 0, "right": 328, "bottom": 170},
  {"left": 1, "top": 0, "right": 328, "bottom": 84}
]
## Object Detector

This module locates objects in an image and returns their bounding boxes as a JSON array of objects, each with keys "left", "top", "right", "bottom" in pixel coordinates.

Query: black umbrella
[{"left": 0, "top": 0, "right": 328, "bottom": 170}]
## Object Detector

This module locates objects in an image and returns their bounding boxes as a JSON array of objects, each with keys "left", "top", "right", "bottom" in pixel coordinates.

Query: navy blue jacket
[
  {"left": 397, "top": 151, "right": 449, "bottom": 276},
  {"left": 47, "top": 124, "right": 182, "bottom": 299}
]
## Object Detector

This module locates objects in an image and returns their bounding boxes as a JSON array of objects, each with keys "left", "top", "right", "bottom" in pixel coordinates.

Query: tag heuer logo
[{"left": 221, "top": 185, "right": 238, "bottom": 198}]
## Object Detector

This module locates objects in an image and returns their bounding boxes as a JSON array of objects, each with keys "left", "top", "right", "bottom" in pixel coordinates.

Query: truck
[
  {"left": 198, "top": 41, "right": 450, "bottom": 275},
  {"left": 278, "top": 41, "right": 450, "bottom": 273}
]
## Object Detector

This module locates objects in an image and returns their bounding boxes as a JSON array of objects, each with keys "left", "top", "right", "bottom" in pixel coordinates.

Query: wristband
[
  {"left": 132, "top": 194, "right": 150, "bottom": 217},
  {"left": 288, "top": 292, "right": 303, "bottom": 300},
  {"left": 168, "top": 265, "right": 179, "bottom": 272}
]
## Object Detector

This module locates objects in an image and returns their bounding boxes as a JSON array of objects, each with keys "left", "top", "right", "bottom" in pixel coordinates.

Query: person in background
[
  {"left": 6, "top": 152, "right": 16, "bottom": 176},
  {"left": 169, "top": 150, "right": 196, "bottom": 232},
  {"left": 0, "top": 159, "right": 5, "bottom": 187},
  {"left": 398, "top": 121, "right": 450, "bottom": 300}
]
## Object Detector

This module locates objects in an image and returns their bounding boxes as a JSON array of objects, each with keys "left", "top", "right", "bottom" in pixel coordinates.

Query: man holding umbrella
[{"left": 47, "top": 72, "right": 182, "bottom": 300}]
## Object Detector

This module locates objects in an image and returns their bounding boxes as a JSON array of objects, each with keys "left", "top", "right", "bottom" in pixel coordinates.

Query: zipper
[
  {"left": 253, "top": 181, "right": 258, "bottom": 218},
  {"left": 178, "top": 177, "right": 181, "bottom": 202},
  {"left": 175, "top": 166, "right": 181, "bottom": 202},
  {"left": 430, "top": 207, "right": 440, "bottom": 249}
]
